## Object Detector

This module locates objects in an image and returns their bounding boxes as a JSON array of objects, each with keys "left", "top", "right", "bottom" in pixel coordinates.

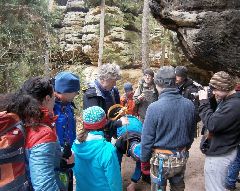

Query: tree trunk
[
  {"left": 44, "top": 0, "right": 55, "bottom": 77},
  {"left": 44, "top": 37, "right": 50, "bottom": 77},
  {"left": 141, "top": 0, "right": 150, "bottom": 72},
  {"left": 98, "top": 0, "right": 105, "bottom": 67},
  {"left": 160, "top": 28, "right": 166, "bottom": 65}
]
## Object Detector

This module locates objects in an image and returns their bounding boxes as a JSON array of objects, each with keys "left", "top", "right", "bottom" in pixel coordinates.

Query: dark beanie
[
  {"left": 124, "top": 82, "right": 133, "bottom": 92},
  {"left": 175, "top": 66, "right": 188, "bottom": 79},
  {"left": 143, "top": 68, "right": 154, "bottom": 77},
  {"left": 209, "top": 71, "right": 236, "bottom": 91},
  {"left": 54, "top": 71, "right": 80, "bottom": 93}
]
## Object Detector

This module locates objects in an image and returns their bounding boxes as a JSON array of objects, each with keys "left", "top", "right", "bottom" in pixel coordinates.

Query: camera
[{"left": 191, "top": 86, "right": 213, "bottom": 98}]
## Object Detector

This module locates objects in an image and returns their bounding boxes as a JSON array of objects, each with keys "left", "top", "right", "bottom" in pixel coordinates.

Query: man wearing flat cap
[{"left": 198, "top": 71, "right": 240, "bottom": 191}]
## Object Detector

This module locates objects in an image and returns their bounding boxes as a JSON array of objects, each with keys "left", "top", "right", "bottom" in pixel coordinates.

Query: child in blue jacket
[{"left": 72, "top": 106, "right": 122, "bottom": 191}]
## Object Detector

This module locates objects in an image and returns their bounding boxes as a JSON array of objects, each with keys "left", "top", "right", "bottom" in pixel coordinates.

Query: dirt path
[
  {"left": 73, "top": 135, "right": 240, "bottom": 191},
  {"left": 122, "top": 136, "right": 205, "bottom": 191}
]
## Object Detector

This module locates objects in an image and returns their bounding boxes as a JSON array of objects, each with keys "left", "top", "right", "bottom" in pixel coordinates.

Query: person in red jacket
[
  {"left": 120, "top": 82, "right": 137, "bottom": 116},
  {"left": 21, "top": 77, "right": 74, "bottom": 191}
]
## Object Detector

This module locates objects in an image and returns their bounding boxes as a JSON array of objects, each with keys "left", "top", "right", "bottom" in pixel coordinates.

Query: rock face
[
  {"left": 149, "top": 0, "right": 240, "bottom": 75},
  {"left": 54, "top": 0, "right": 189, "bottom": 68},
  {"left": 59, "top": 0, "right": 87, "bottom": 51}
]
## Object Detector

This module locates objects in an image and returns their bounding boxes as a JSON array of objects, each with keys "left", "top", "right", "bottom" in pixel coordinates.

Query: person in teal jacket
[{"left": 72, "top": 106, "right": 122, "bottom": 191}]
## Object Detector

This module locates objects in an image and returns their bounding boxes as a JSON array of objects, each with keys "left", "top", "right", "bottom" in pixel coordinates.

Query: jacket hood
[{"left": 72, "top": 131, "right": 108, "bottom": 160}]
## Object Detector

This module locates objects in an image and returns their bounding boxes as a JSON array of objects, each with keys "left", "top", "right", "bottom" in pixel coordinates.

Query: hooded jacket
[{"left": 72, "top": 131, "right": 122, "bottom": 191}]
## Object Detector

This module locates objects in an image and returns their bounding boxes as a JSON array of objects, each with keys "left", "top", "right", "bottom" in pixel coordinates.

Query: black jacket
[
  {"left": 83, "top": 80, "right": 121, "bottom": 141},
  {"left": 199, "top": 92, "right": 240, "bottom": 156},
  {"left": 83, "top": 80, "right": 120, "bottom": 113},
  {"left": 178, "top": 78, "right": 201, "bottom": 122}
]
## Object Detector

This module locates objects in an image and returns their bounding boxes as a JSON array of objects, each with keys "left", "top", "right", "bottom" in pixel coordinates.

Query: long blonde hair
[{"left": 76, "top": 117, "right": 88, "bottom": 142}]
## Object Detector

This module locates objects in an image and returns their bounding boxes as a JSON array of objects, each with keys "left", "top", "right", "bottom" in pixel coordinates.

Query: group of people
[{"left": 0, "top": 63, "right": 240, "bottom": 191}]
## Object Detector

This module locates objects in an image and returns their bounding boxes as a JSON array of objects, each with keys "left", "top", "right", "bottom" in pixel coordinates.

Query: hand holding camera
[
  {"left": 198, "top": 86, "right": 209, "bottom": 100},
  {"left": 192, "top": 86, "right": 213, "bottom": 100}
]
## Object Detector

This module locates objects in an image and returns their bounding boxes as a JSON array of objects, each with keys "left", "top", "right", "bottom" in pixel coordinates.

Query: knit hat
[
  {"left": 83, "top": 106, "right": 107, "bottom": 130},
  {"left": 209, "top": 71, "right": 236, "bottom": 91},
  {"left": 143, "top": 68, "right": 154, "bottom": 77},
  {"left": 175, "top": 66, "right": 188, "bottom": 79},
  {"left": 154, "top": 66, "right": 176, "bottom": 87},
  {"left": 124, "top": 82, "right": 133, "bottom": 92},
  {"left": 54, "top": 71, "right": 80, "bottom": 93}
]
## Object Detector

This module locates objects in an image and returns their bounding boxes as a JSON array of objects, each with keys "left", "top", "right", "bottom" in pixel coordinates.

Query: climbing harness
[{"left": 150, "top": 150, "right": 188, "bottom": 191}]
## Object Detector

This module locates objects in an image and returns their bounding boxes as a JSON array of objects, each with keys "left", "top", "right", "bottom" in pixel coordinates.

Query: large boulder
[{"left": 149, "top": 0, "right": 240, "bottom": 75}]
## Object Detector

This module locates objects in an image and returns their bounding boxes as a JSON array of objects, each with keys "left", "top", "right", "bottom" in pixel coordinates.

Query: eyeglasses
[
  {"left": 209, "top": 85, "right": 217, "bottom": 91},
  {"left": 144, "top": 74, "right": 153, "bottom": 78}
]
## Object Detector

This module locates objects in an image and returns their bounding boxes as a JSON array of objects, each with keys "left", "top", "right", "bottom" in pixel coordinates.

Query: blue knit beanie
[
  {"left": 54, "top": 71, "right": 80, "bottom": 93},
  {"left": 83, "top": 106, "right": 107, "bottom": 130},
  {"left": 124, "top": 82, "right": 133, "bottom": 92}
]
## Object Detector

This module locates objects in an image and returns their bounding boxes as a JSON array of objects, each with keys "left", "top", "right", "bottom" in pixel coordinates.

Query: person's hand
[
  {"left": 66, "top": 151, "right": 74, "bottom": 165},
  {"left": 141, "top": 161, "right": 150, "bottom": 175},
  {"left": 120, "top": 116, "right": 129, "bottom": 126},
  {"left": 60, "top": 151, "right": 75, "bottom": 170},
  {"left": 198, "top": 86, "right": 208, "bottom": 100},
  {"left": 127, "top": 181, "right": 136, "bottom": 191},
  {"left": 137, "top": 93, "right": 145, "bottom": 101}
]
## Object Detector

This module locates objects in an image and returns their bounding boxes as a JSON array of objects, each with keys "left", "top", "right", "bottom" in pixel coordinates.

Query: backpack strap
[
  {"left": 0, "top": 121, "right": 22, "bottom": 137},
  {"left": 0, "top": 122, "right": 26, "bottom": 163}
]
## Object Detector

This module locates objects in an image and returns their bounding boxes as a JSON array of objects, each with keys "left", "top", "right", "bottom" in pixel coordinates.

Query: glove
[
  {"left": 60, "top": 158, "right": 75, "bottom": 171},
  {"left": 60, "top": 143, "right": 75, "bottom": 171},
  {"left": 62, "top": 143, "right": 72, "bottom": 159},
  {"left": 141, "top": 161, "right": 150, "bottom": 175}
]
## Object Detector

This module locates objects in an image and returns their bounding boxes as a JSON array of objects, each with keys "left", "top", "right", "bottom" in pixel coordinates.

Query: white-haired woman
[{"left": 83, "top": 63, "right": 128, "bottom": 142}]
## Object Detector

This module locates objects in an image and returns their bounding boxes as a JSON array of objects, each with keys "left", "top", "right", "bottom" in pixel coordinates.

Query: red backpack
[{"left": 0, "top": 112, "right": 29, "bottom": 191}]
